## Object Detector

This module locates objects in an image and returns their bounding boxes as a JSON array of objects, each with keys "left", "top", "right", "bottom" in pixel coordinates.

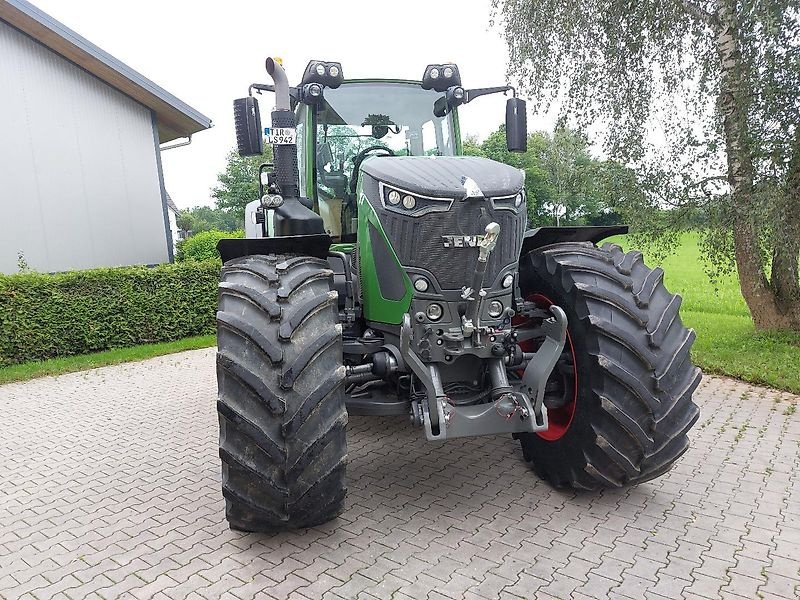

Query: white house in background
[
  {"left": 165, "top": 192, "right": 183, "bottom": 255},
  {"left": 0, "top": 0, "right": 212, "bottom": 274}
]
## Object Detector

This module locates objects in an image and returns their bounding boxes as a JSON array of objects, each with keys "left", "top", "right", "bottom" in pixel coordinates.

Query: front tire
[
  {"left": 517, "top": 242, "right": 701, "bottom": 489},
  {"left": 216, "top": 254, "right": 347, "bottom": 531}
]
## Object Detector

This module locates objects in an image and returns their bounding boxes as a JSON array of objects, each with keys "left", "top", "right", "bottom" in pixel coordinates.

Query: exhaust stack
[
  {"left": 261, "top": 57, "right": 324, "bottom": 236},
  {"left": 265, "top": 57, "right": 300, "bottom": 201}
]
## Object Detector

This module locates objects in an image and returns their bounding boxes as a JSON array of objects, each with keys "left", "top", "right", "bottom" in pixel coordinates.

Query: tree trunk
[{"left": 715, "top": 1, "right": 797, "bottom": 330}]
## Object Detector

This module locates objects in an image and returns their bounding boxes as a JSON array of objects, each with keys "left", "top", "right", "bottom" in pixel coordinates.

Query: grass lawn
[
  {"left": 613, "top": 232, "right": 800, "bottom": 394},
  {"left": 0, "top": 334, "right": 216, "bottom": 386}
]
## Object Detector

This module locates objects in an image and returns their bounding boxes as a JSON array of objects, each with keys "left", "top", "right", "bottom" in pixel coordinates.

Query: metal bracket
[
  {"left": 520, "top": 305, "right": 568, "bottom": 426},
  {"left": 401, "top": 314, "right": 446, "bottom": 436},
  {"left": 402, "top": 313, "right": 554, "bottom": 441}
]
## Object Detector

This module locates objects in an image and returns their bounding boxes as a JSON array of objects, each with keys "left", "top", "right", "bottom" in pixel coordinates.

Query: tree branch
[{"left": 676, "top": 0, "right": 718, "bottom": 28}]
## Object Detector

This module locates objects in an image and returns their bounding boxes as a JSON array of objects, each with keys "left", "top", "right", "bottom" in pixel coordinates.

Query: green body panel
[
  {"left": 329, "top": 243, "right": 355, "bottom": 253},
  {"left": 356, "top": 177, "right": 413, "bottom": 324},
  {"left": 452, "top": 108, "right": 463, "bottom": 155}
]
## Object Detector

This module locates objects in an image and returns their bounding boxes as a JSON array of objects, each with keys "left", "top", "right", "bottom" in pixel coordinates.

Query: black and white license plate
[{"left": 264, "top": 127, "right": 296, "bottom": 145}]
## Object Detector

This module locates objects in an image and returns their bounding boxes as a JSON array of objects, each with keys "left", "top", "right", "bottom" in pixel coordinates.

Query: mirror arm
[
  {"left": 249, "top": 83, "right": 302, "bottom": 102},
  {"left": 463, "top": 85, "right": 516, "bottom": 104},
  {"left": 249, "top": 83, "right": 274, "bottom": 96}
]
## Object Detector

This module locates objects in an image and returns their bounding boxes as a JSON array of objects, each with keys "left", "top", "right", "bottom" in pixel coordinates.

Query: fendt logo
[{"left": 442, "top": 235, "right": 485, "bottom": 248}]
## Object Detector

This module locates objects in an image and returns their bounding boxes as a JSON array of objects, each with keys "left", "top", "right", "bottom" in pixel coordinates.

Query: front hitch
[{"left": 401, "top": 305, "right": 569, "bottom": 441}]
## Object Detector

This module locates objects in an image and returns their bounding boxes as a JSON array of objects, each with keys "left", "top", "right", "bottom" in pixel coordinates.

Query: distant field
[{"left": 613, "top": 232, "right": 800, "bottom": 394}]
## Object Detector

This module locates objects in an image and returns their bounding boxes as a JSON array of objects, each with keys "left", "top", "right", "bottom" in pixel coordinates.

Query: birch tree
[{"left": 493, "top": 0, "right": 800, "bottom": 330}]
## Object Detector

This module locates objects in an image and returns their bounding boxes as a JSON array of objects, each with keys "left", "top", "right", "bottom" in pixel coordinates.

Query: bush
[
  {"left": 176, "top": 229, "right": 243, "bottom": 262},
  {"left": 0, "top": 261, "right": 220, "bottom": 366}
]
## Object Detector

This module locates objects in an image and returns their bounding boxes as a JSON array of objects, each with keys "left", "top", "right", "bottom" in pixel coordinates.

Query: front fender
[
  {"left": 520, "top": 226, "right": 628, "bottom": 255},
  {"left": 217, "top": 234, "right": 332, "bottom": 262}
]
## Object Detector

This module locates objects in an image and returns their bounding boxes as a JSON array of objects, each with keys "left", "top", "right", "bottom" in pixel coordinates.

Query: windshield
[
  {"left": 317, "top": 82, "right": 455, "bottom": 176},
  {"left": 301, "top": 81, "right": 456, "bottom": 239}
]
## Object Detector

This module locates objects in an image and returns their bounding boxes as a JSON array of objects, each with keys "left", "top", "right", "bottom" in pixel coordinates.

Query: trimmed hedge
[
  {"left": 176, "top": 229, "right": 243, "bottom": 262},
  {"left": 0, "top": 261, "right": 220, "bottom": 366}
]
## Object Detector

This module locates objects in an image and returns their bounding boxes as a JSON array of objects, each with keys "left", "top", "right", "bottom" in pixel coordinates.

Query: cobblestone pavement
[{"left": 1, "top": 348, "right": 799, "bottom": 600}]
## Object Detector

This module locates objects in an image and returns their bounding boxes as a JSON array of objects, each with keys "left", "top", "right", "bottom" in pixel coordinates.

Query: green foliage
[
  {"left": 471, "top": 125, "right": 627, "bottom": 226},
  {"left": 462, "top": 135, "right": 485, "bottom": 157},
  {"left": 211, "top": 147, "right": 273, "bottom": 222},
  {"left": 175, "top": 229, "right": 243, "bottom": 262},
  {"left": 178, "top": 206, "right": 240, "bottom": 234},
  {"left": 0, "top": 262, "right": 220, "bottom": 366}
]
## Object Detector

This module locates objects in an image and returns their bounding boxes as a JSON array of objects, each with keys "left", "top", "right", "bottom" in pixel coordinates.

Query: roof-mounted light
[
  {"left": 301, "top": 60, "right": 344, "bottom": 89},
  {"left": 421, "top": 63, "right": 461, "bottom": 92}
]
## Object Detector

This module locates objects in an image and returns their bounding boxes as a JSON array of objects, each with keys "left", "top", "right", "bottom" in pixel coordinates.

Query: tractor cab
[{"left": 298, "top": 80, "right": 458, "bottom": 239}]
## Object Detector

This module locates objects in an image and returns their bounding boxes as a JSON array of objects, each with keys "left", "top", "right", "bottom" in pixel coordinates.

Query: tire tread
[
  {"left": 216, "top": 254, "right": 347, "bottom": 531},
  {"left": 519, "top": 242, "right": 700, "bottom": 489}
]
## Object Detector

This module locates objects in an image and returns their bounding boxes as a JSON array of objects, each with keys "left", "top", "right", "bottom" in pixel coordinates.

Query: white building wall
[{"left": 0, "top": 20, "right": 170, "bottom": 274}]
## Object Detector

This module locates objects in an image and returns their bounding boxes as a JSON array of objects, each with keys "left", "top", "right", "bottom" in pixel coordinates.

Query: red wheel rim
[{"left": 515, "top": 293, "right": 578, "bottom": 441}]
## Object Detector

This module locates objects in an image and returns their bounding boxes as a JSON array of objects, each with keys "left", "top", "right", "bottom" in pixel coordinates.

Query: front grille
[{"left": 363, "top": 175, "right": 526, "bottom": 290}]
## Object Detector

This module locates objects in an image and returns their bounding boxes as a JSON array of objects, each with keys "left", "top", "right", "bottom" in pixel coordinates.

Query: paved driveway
[{"left": 0, "top": 348, "right": 798, "bottom": 600}]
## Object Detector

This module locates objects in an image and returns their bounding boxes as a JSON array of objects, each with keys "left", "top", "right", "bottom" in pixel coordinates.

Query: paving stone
[{"left": 0, "top": 355, "right": 796, "bottom": 600}]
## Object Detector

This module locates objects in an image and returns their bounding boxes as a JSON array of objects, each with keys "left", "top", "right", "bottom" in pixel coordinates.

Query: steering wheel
[{"left": 349, "top": 145, "right": 395, "bottom": 194}]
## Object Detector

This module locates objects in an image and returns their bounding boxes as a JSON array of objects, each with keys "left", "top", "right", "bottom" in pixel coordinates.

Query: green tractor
[{"left": 215, "top": 57, "right": 701, "bottom": 531}]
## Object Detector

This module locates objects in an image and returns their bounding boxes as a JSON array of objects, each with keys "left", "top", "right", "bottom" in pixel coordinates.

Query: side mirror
[
  {"left": 233, "top": 97, "right": 264, "bottom": 156},
  {"left": 505, "top": 97, "right": 527, "bottom": 152},
  {"left": 433, "top": 96, "right": 451, "bottom": 118}
]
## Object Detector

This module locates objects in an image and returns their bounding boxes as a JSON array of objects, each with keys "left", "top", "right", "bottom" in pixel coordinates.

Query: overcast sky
[{"left": 32, "top": 0, "right": 556, "bottom": 210}]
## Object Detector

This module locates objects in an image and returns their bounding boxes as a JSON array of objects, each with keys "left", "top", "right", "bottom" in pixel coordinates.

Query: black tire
[
  {"left": 216, "top": 254, "right": 347, "bottom": 531},
  {"left": 516, "top": 242, "right": 701, "bottom": 489}
]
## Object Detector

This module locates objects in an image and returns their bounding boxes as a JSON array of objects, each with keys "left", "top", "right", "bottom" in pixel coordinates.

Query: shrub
[
  {"left": 0, "top": 261, "right": 220, "bottom": 366},
  {"left": 176, "top": 229, "right": 243, "bottom": 262}
]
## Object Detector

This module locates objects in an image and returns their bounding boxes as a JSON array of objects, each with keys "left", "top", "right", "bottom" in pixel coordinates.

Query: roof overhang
[{"left": 0, "top": 0, "right": 212, "bottom": 143}]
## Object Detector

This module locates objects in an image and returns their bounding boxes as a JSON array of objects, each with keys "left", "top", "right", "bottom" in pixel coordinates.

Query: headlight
[
  {"left": 488, "top": 300, "right": 504, "bottom": 318},
  {"left": 443, "top": 66, "right": 454, "bottom": 78},
  {"left": 381, "top": 183, "right": 453, "bottom": 216},
  {"left": 502, "top": 274, "right": 514, "bottom": 288},
  {"left": 515, "top": 192, "right": 524, "bottom": 207},
  {"left": 413, "top": 277, "right": 430, "bottom": 292},
  {"left": 430, "top": 67, "right": 440, "bottom": 79},
  {"left": 315, "top": 64, "right": 326, "bottom": 76},
  {"left": 329, "top": 65, "right": 339, "bottom": 77}
]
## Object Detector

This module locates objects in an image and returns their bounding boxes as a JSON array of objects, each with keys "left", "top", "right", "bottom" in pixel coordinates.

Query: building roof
[
  {"left": 0, "top": 0, "right": 212, "bottom": 143},
  {"left": 165, "top": 192, "right": 179, "bottom": 214}
]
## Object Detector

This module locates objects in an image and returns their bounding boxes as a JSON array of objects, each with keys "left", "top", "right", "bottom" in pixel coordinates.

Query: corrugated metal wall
[{"left": 0, "top": 20, "right": 169, "bottom": 274}]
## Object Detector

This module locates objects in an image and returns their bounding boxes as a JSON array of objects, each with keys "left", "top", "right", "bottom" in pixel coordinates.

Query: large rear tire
[
  {"left": 516, "top": 242, "right": 701, "bottom": 489},
  {"left": 216, "top": 254, "right": 347, "bottom": 531}
]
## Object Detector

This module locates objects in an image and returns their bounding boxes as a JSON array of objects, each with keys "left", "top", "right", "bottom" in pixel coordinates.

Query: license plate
[{"left": 264, "top": 127, "right": 296, "bottom": 145}]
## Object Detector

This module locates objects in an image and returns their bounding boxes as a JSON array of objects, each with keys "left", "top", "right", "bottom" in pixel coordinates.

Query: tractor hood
[{"left": 360, "top": 156, "right": 524, "bottom": 199}]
